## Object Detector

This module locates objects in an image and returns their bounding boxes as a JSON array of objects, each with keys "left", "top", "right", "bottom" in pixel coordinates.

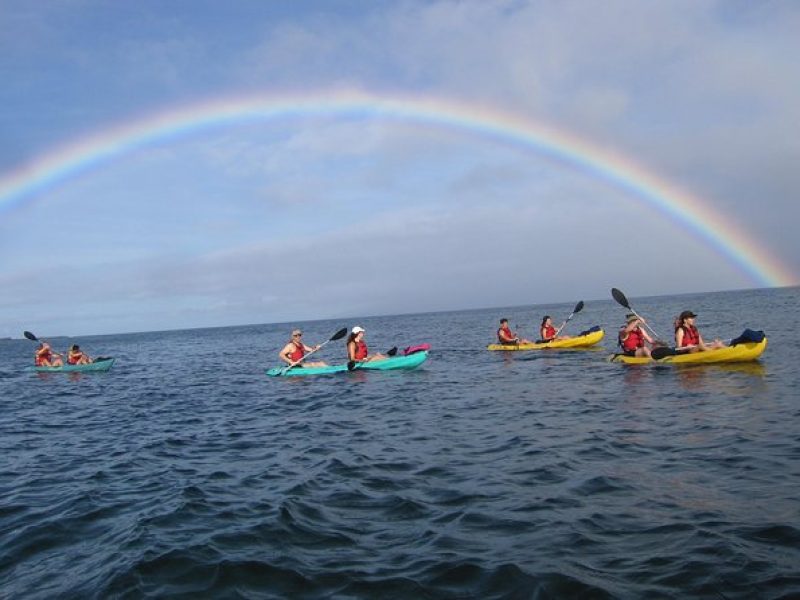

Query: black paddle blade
[
  {"left": 574, "top": 300, "right": 585, "bottom": 313},
  {"left": 611, "top": 288, "right": 630, "bottom": 309},
  {"left": 330, "top": 327, "right": 348, "bottom": 341},
  {"left": 386, "top": 347, "right": 398, "bottom": 356},
  {"left": 651, "top": 346, "right": 676, "bottom": 360},
  {"left": 23, "top": 331, "right": 38, "bottom": 341},
  {"left": 347, "top": 360, "right": 357, "bottom": 371}
]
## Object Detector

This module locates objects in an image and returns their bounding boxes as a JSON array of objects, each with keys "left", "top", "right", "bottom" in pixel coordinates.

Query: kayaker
[
  {"left": 34, "top": 342, "right": 63, "bottom": 367},
  {"left": 67, "top": 344, "right": 93, "bottom": 365},
  {"left": 674, "top": 311, "right": 725, "bottom": 352},
  {"left": 347, "top": 326, "right": 386, "bottom": 363},
  {"left": 497, "top": 319, "right": 532, "bottom": 345},
  {"left": 279, "top": 330, "right": 328, "bottom": 368},
  {"left": 539, "top": 315, "right": 572, "bottom": 342},
  {"left": 618, "top": 313, "right": 654, "bottom": 357}
]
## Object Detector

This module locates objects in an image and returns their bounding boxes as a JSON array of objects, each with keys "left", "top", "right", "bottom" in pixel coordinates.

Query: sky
[{"left": 1, "top": 0, "right": 799, "bottom": 337}]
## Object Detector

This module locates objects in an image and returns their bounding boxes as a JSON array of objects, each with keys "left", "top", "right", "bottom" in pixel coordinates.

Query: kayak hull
[
  {"left": 609, "top": 339, "right": 767, "bottom": 365},
  {"left": 33, "top": 358, "right": 115, "bottom": 372},
  {"left": 266, "top": 351, "right": 429, "bottom": 377},
  {"left": 487, "top": 329, "right": 605, "bottom": 351}
]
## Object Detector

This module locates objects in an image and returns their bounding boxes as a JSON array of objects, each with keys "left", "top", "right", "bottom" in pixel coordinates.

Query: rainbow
[{"left": 0, "top": 88, "right": 795, "bottom": 287}]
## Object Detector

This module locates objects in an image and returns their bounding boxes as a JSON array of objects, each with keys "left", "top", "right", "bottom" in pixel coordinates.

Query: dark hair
[
  {"left": 500, "top": 318, "right": 509, "bottom": 325},
  {"left": 540, "top": 315, "right": 551, "bottom": 326},
  {"left": 346, "top": 332, "right": 358, "bottom": 344}
]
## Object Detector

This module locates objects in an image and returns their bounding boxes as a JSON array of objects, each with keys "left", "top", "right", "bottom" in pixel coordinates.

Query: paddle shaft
[
  {"left": 553, "top": 301, "right": 584, "bottom": 338},
  {"left": 283, "top": 338, "right": 332, "bottom": 371},
  {"left": 611, "top": 290, "right": 662, "bottom": 340}
]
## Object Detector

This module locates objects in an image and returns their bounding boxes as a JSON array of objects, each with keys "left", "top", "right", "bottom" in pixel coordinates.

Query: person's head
[
  {"left": 291, "top": 329, "right": 303, "bottom": 342},
  {"left": 541, "top": 315, "right": 551, "bottom": 327},
  {"left": 678, "top": 310, "right": 697, "bottom": 325},
  {"left": 625, "top": 313, "right": 639, "bottom": 326},
  {"left": 70, "top": 344, "right": 80, "bottom": 352},
  {"left": 499, "top": 318, "right": 509, "bottom": 327},
  {"left": 348, "top": 326, "right": 365, "bottom": 343}
]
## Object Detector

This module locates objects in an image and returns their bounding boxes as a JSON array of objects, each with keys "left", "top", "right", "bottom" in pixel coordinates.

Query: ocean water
[{"left": 1, "top": 287, "right": 798, "bottom": 599}]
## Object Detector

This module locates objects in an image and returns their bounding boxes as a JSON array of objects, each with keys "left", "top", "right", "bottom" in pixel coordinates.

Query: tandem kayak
[
  {"left": 33, "top": 357, "right": 115, "bottom": 373},
  {"left": 266, "top": 351, "right": 429, "bottom": 377},
  {"left": 609, "top": 339, "right": 767, "bottom": 365},
  {"left": 487, "top": 328, "right": 605, "bottom": 351}
]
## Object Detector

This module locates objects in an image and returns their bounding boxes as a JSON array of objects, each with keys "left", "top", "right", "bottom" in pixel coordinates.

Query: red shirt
[{"left": 542, "top": 325, "right": 556, "bottom": 340}]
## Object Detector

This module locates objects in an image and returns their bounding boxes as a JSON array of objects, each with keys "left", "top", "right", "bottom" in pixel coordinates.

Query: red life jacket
[
  {"left": 67, "top": 352, "right": 81, "bottom": 365},
  {"left": 497, "top": 326, "right": 515, "bottom": 343},
  {"left": 678, "top": 325, "right": 700, "bottom": 347},
  {"left": 542, "top": 325, "right": 556, "bottom": 340},
  {"left": 353, "top": 340, "right": 368, "bottom": 360},
  {"left": 288, "top": 342, "right": 305, "bottom": 362},
  {"left": 35, "top": 348, "right": 51, "bottom": 366},
  {"left": 620, "top": 327, "right": 645, "bottom": 351}
]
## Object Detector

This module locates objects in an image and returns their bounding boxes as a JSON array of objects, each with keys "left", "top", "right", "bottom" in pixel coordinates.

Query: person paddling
[
  {"left": 497, "top": 319, "right": 532, "bottom": 345},
  {"left": 674, "top": 311, "right": 725, "bottom": 352},
  {"left": 539, "top": 315, "right": 572, "bottom": 342},
  {"left": 279, "top": 329, "right": 328, "bottom": 368},
  {"left": 67, "top": 344, "right": 93, "bottom": 365},
  {"left": 347, "top": 326, "right": 386, "bottom": 363},
  {"left": 618, "top": 313, "right": 654, "bottom": 358},
  {"left": 35, "top": 342, "right": 63, "bottom": 367}
]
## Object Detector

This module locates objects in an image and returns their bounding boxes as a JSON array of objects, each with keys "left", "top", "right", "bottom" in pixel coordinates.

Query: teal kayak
[
  {"left": 266, "top": 351, "right": 429, "bottom": 377},
  {"left": 34, "top": 358, "right": 115, "bottom": 373}
]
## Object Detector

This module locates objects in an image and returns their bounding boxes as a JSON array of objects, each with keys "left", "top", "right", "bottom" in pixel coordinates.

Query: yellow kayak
[
  {"left": 609, "top": 338, "right": 767, "bottom": 364},
  {"left": 487, "top": 328, "right": 605, "bottom": 351}
]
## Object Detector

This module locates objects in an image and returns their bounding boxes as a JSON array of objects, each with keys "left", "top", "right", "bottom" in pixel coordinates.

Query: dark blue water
[{"left": 2, "top": 287, "right": 799, "bottom": 598}]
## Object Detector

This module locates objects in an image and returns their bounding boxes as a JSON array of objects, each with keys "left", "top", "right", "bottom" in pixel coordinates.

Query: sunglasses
[{"left": 293, "top": 333, "right": 302, "bottom": 337}]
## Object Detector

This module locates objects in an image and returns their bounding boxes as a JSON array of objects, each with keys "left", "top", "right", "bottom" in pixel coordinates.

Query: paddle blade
[
  {"left": 651, "top": 346, "right": 676, "bottom": 360},
  {"left": 574, "top": 300, "right": 584, "bottom": 313},
  {"left": 330, "top": 327, "right": 348, "bottom": 341},
  {"left": 23, "top": 331, "right": 38, "bottom": 341},
  {"left": 611, "top": 288, "right": 630, "bottom": 309},
  {"left": 386, "top": 347, "right": 398, "bottom": 357},
  {"left": 347, "top": 360, "right": 357, "bottom": 371}
]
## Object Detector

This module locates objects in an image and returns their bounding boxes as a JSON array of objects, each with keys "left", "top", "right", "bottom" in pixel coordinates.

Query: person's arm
[
  {"left": 696, "top": 331, "right": 709, "bottom": 351},
  {"left": 499, "top": 329, "right": 518, "bottom": 343},
  {"left": 641, "top": 329, "right": 654, "bottom": 345},
  {"left": 279, "top": 344, "right": 293, "bottom": 365},
  {"left": 347, "top": 341, "right": 357, "bottom": 361},
  {"left": 675, "top": 328, "right": 684, "bottom": 347}
]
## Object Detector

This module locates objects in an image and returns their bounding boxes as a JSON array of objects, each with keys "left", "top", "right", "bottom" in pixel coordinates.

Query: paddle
[
  {"left": 280, "top": 327, "right": 348, "bottom": 374},
  {"left": 347, "top": 346, "right": 398, "bottom": 371},
  {"left": 551, "top": 300, "right": 584, "bottom": 339},
  {"left": 23, "top": 330, "right": 39, "bottom": 342},
  {"left": 610, "top": 288, "right": 662, "bottom": 341}
]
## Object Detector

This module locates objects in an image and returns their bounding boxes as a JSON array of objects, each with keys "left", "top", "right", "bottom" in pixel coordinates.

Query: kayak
[
  {"left": 33, "top": 358, "right": 115, "bottom": 373},
  {"left": 266, "top": 351, "right": 429, "bottom": 377},
  {"left": 487, "top": 328, "right": 605, "bottom": 351},
  {"left": 609, "top": 339, "right": 767, "bottom": 365}
]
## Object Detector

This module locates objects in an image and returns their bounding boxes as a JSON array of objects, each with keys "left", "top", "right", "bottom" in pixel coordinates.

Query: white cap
[{"left": 352, "top": 326, "right": 365, "bottom": 334}]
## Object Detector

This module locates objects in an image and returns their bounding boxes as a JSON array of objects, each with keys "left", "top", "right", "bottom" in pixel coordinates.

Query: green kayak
[
  {"left": 266, "top": 351, "right": 429, "bottom": 377},
  {"left": 33, "top": 358, "right": 115, "bottom": 373}
]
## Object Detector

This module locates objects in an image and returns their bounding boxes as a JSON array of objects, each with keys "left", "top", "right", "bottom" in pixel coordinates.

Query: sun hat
[
  {"left": 352, "top": 326, "right": 365, "bottom": 334},
  {"left": 625, "top": 313, "right": 639, "bottom": 323},
  {"left": 679, "top": 310, "right": 697, "bottom": 320}
]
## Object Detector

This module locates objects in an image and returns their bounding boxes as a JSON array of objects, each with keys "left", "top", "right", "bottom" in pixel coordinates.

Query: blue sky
[{"left": 1, "top": 0, "right": 799, "bottom": 336}]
